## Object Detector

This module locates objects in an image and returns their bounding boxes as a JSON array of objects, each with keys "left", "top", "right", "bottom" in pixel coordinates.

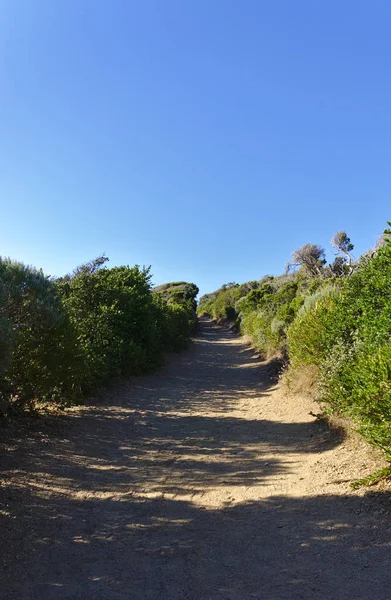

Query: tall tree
[{"left": 287, "top": 244, "right": 326, "bottom": 277}]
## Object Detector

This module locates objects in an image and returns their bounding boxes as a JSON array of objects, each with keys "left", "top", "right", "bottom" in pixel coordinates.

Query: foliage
[
  {"left": 153, "top": 280, "right": 199, "bottom": 345},
  {"left": 239, "top": 279, "right": 304, "bottom": 357},
  {"left": 287, "top": 224, "right": 391, "bottom": 456},
  {"left": 154, "top": 296, "right": 194, "bottom": 352},
  {"left": 198, "top": 282, "right": 239, "bottom": 321},
  {"left": 200, "top": 274, "right": 307, "bottom": 357},
  {"left": 287, "top": 284, "right": 340, "bottom": 367},
  {"left": 197, "top": 278, "right": 275, "bottom": 323},
  {"left": 153, "top": 281, "right": 198, "bottom": 310},
  {"left": 287, "top": 243, "right": 326, "bottom": 277},
  {"left": 0, "top": 257, "right": 198, "bottom": 409},
  {"left": 350, "top": 466, "right": 391, "bottom": 489},
  {"left": 329, "top": 231, "right": 354, "bottom": 276},
  {"left": 211, "top": 285, "right": 242, "bottom": 322},
  {"left": 0, "top": 258, "right": 81, "bottom": 406},
  {"left": 200, "top": 222, "right": 391, "bottom": 460},
  {"left": 331, "top": 231, "right": 354, "bottom": 260},
  {"left": 316, "top": 234, "right": 391, "bottom": 454},
  {"left": 58, "top": 265, "right": 160, "bottom": 387}
]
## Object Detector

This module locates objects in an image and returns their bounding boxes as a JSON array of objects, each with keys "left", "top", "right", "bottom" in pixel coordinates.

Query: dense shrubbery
[
  {"left": 198, "top": 274, "right": 306, "bottom": 358},
  {"left": 289, "top": 230, "right": 391, "bottom": 456},
  {"left": 0, "top": 259, "right": 82, "bottom": 408},
  {"left": 59, "top": 263, "right": 162, "bottom": 388},
  {"left": 152, "top": 281, "right": 199, "bottom": 349},
  {"left": 198, "top": 223, "right": 391, "bottom": 459},
  {"left": 0, "top": 256, "right": 198, "bottom": 411}
]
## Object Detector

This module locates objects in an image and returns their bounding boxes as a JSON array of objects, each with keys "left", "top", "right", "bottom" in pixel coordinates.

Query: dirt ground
[{"left": 1, "top": 319, "right": 391, "bottom": 599}]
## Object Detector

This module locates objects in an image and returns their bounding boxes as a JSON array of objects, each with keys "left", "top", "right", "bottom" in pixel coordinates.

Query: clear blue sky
[{"left": 1, "top": 1, "right": 390, "bottom": 297}]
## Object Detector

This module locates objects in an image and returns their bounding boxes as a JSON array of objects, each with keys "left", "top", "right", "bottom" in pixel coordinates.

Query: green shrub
[
  {"left": 315, "top": 234, "right": 391, "bottom": 453},
  {"left": 0, "top": 256, "right": 198, "bottom": 409},
  {"left": 196, "top": 222, "right": 391, "bottom": 460},
  {"left": 153, "top": 282, "right": 198, "bottom": 312},
  {"left": 235, "top": 284, "right": 274, "bottom": 316},
  {"left": 0, "top": 258, "right": 81, "bottom": 405},
  {"left": 211, "top": 285, "right": 241, "bottom": 322},
  {"left": 58, "top": 265, "right": 161, "bottom": 387},
  {"left": 319, "top": 340, "right": 391, "bottom": 456},
  {"left": 287, "top": 285, "right": 340, "bottom": 367},
  {"left": 239, "top": 280, "right": 304, "bottom": 357},
  {"left": 287, "top": 227, "right": 391, "bottom": 455},
  {"left": 154, "top": 298, "right": 194, "bottom": 351},
  {"left": 153, "top": 280, "right": 199, "bottom": 341}
]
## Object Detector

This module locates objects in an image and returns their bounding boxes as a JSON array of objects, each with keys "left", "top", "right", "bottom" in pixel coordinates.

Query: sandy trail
[{"left": 1, "top": 319, "right": 391, "bottom": 599}]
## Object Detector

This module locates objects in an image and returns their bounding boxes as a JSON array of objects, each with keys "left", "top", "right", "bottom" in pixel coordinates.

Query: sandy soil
[{"left": 1, "top": 319, "right": 391, "bottom": 599}]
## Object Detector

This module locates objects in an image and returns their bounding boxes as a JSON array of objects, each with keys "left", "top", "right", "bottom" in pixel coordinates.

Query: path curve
[{"left": 1, "top": 320, "right": 391, "bottom": 599}]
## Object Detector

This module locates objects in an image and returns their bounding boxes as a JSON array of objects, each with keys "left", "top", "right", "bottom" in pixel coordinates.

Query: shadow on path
[{"left": 1, "top": 320, "right": 390, "bottom": 599}]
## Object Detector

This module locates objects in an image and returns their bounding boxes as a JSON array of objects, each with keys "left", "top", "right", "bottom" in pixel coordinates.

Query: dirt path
[{"left": 1, "top": 319, "right": 391, "bottom": 599}]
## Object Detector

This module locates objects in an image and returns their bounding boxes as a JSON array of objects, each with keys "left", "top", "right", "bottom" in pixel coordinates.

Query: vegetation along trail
[{"left": 1, "top": 319, "right": 391, "bottom": 599}]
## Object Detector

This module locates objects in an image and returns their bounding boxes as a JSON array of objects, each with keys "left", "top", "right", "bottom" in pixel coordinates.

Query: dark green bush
[
  {"left": 58, "top": 265, "right": 160, "bottom": 387},
  {"left": 153, "top": 280, "right": 199, "bottom": 340},
  {"left": 0, "top": 257, "right": 198, "bottom": 409},
  {"left": 317, "top": 234, "right": 391, "bottom": 454},
  {"left": 0, "top": 258, "right": 81, "bottom": 406},
  {"left": 154, "top": 297, "right": 194, "bottom": 351},
  {"left": 286, "top": 226, "right": 391, "bottom": 456}
]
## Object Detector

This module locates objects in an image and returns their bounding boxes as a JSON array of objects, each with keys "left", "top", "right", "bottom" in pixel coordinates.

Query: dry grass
[{"left": 279, "top": 363, "right": 320, "bottom": 397}]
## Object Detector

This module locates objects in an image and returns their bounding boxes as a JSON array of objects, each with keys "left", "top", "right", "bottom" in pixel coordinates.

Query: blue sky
[{"left": 1, "top": 1, "right": 391, "bottom": 297}]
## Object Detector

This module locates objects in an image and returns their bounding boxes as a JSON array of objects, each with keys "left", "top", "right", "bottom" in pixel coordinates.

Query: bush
[
  {"left": 287, "top": 285, "right": 340, "bottom": 367},
  {"left": 315, "top": 235, "right": 391, "bottom": 454},
  {"left": 58, "top": 265, "right": 160, "bottom": 387},
  {"left": 196, "top": 221, "right": 391, "bottom": 460},
  {"left": 154, "top": 298, "right": 193, "bottom": 351},
  {"left": 287, "top": 227, "right": 391, "bottom": 455},
  {"left": 0, "top": 258, "right": 81, "bottom": 406},
  {"left": 211, "top": 285, "right": 241, "bottom": 322},
  {"left": 319, "top": 340, "right": 391, "bottom": 456},
  {"left": 0, "top": 256, "right": 198, "bottom": 409},
  {"left": 153, "top": 280, "right": 199, "bottom": 342},
  {"left": 239, "top": 280, "right": 304, "bottom": 357}
]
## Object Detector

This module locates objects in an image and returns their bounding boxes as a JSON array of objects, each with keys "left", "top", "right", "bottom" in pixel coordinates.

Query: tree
[
  {"left": 287, "top": 244, "right": 326, "bottom": 278},
  {"left": 331, "top": 231, "right": 353, "bottom": 261},
  {"left": 60, "top": 254, "right": 109, "bottom": 282},
  {"left": 330, "top": 231, "right": 355, "bottom": 276},
  {"left": 329, "top": 256, "right": 349, "bottom": 278}
]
